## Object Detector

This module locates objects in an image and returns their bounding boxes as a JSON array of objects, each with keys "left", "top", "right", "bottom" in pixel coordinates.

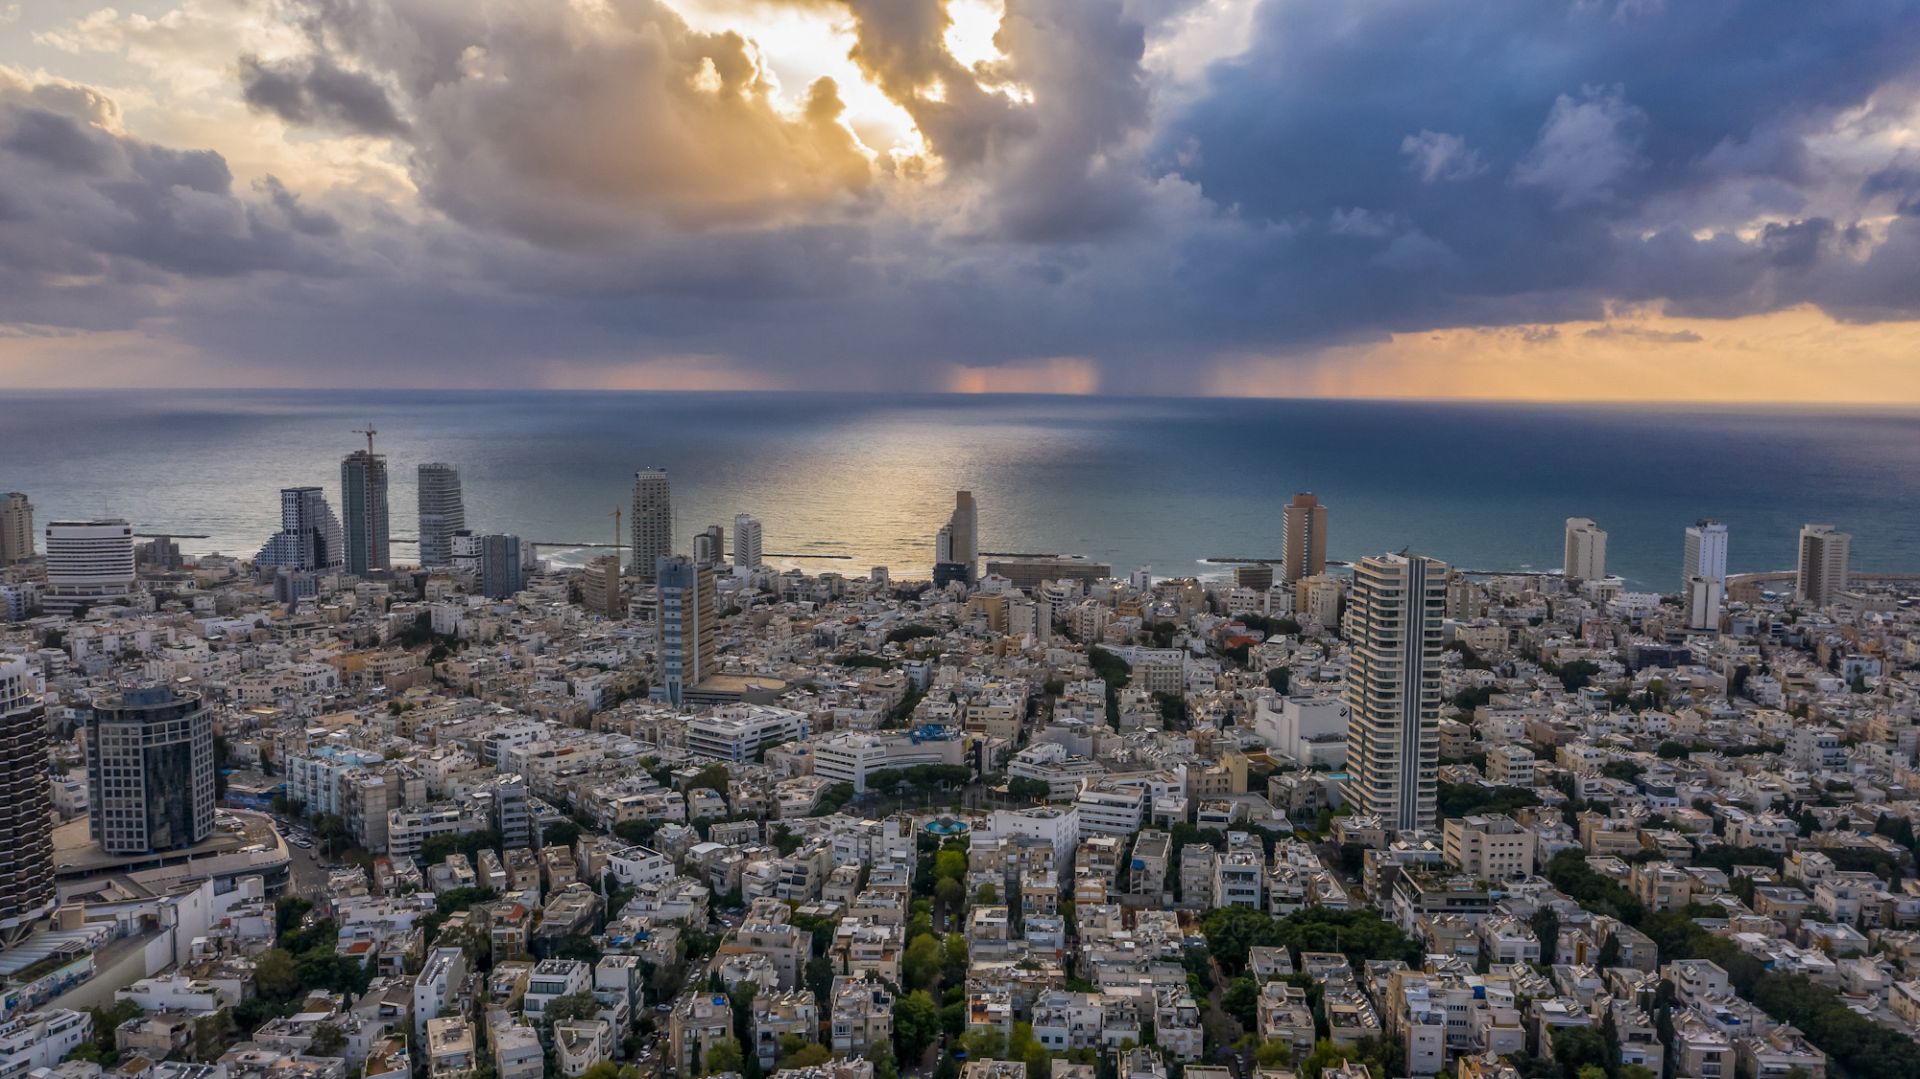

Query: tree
[
  {"left": 975, "top": 882, "right": 999, "bottom": 905},
  {"left": 780, "top": 1044, "right": 832, "bottom": 1069},
  {"left": 1254, "top": 1039, "right": 1294, "bottom": 1067},
  {"left": 308, "top": 1023, "right": 346, "bottom": 1057},
  {"left": 1550, "top": 1028, "right": 1611, "bottom": 1079},
  {"left": 1222, "top": 977, "right": 1260, "bottom": 1029},
  {"left": 894, "top": 990, "right": 941, "bottom": 1063},
  {"left": 545, "top": 992, "right": 602, "bottom": 1029},
  {"left": 704, "top": 1038, "right": 745, "bottom": 1076},
  {"left": 868, "top": 1036, "right": 900, "bottom": 1079},
  {"left": 690, "top": 764, "right": 732, "bottom": 792},
  {"left": 904, "top": 933, "right": 944, "bottom": 991},
  {"left": 1006, "top": 777, "right": 1051, "bottom": 802},
  {"left": 254, "top": 948, "right": 300, "bottom": 1000},
  {"left": 1265, "top": 668, "right": 1291, "bottom": 694},
  {"left": 541, "top": 820, "right": 583, "bottom": 848}
]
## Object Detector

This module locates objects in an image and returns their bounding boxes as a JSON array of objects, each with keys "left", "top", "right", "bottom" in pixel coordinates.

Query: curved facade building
[
  {"left": 84, "top": 684, "right": 215, "bottom": 856},
  {"left": 0, "top": 655, "right": 54, "bottom": 943}
]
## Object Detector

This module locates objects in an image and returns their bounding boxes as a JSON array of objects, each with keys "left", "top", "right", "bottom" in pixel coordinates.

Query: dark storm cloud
[
  {"left": 1153, "top": 0, "right": 1920, "bottom": 355},
  {"left": 0, "top": 68, "right": 346, "bottom": 332},
  {"left": 238, "top": 54, "right": 409, "bottom": 137},
  {"left": 6, "top": 0, "right": 1920, "bottom": 390}
]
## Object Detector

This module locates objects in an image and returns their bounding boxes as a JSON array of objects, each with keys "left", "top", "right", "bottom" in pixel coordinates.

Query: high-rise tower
[
  {"left": 1563, "top": 517, "right": 1608, "bottom": 582},
  {"left": 0, "top": 654, "right": 54, "bottom": 944},
  {"left": 1796, "top": 524, "right": 1851, "bottom": 607},
  {"left": 933, "top": 490, "right": 979, "bottom": 587},
  {"left": 256, "top": 487, "right": 345, "bottom": 572},
  {"left": 655, "top": 556, "right": 716, "bottom": 707},
  {"left": 417, "top": 463, "right": 467, "bottom": 568},
  {"left": 84, "top": 683, "right": 216, "bottom": 855},
  {"left": 1343, "top": 553, "right": 1447, "bottom": 832},
  {"left": 1682, "top": 520, "right": 1729, "bottom": 590},
  {"left": 1282, "top": 493, "right": 1328, "bottom": 583},
  {"left": 630, "top": 469, "right": 672, "bottom": 582},
  {"left": 0, "top": 493, "right": 33, "bottom": 565},
  {"left": 733, "top": 514, "right": 763, "bottom": 572},
  {"left": 692, "top": 525, "right": 726, "bottom": 568},
  {"left": 341, "top": 449, "right": 390, "bottom": 576}
]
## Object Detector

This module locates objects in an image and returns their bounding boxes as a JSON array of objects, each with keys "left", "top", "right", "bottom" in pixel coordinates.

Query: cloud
[
  {"left": 5, "top": 0, "right": 1920, "bottom": 395},
  {"left": 1581, "top": 324, "right": 1702, "bottom": 343},
  {"left": 1400, "top": 130, "right": 1484, "bottom": 183},
  {"left": 238, "top": 54, "right": 409, "bottom": 136},
  {"left": 1511, "top": 85, "right": 1644, "bottom": 206}
]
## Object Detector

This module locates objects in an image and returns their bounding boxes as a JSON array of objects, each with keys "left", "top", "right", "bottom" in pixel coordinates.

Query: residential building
[
  {"left": 0, "top": 493, "right": 32, "bottom": 564},
  {"left": 684, "top": 705, "right": 809, "bottom": 762},
  {"left": 657, "top": 556, "right": 717, "bottom": 707},
  {"left": 257, "top": 487, "right": 346, "bottom": 573},
  {"left": 1344, "top": 553, "right": 1447, "bottom": 831},
  {"left": 1282, "top": 493, "right": 1329, "bottom": 583},
  {"left": 733, "top": 514, "right": 763, "bottom": 571},
  {"left": 1683, "top": 520, "right": 1729, "bottom": 589},
  {"left": 1796, "top": 524, "right": 1850, "bottom": 606},
  {"left": 1442, "top": 815, "right": 1536, "bottom": 880},
  {"left": 341, "top": 448, "right": 390, "bottom": 576},
  {"left": 416, "top": 463, "right": 466, "bottom": 568},
  {"left": 631, "top": 468, "right": 672, "bottom": 582},
  {"left": 580, "top": 555, "right": 623, "bottom": 618},
  {"left": 1564, "top": 518, "right": 1607, "bottom": 582},
  {"left": 933, "top": 490, "right": 979, "bottom": 587},
  {"left": 0, "top": 655, "right": 54, "bottom": 942}
]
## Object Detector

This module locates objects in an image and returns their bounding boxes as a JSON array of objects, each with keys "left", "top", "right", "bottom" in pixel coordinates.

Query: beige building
[
  {"left": 1282, "top": 493, "right": 1328, "bottom": 583},
  {"left": 1796, "top": 524, "right": 1850, "bottom": 606},
  {"left": 1443, "top": 814, "right": 1536, "bottom": 880}
]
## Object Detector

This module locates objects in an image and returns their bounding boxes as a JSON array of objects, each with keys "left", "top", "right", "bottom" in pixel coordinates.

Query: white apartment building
[
  {"left": 1075, "top": 781, "right": 1147, "bottom": 838},
  {"left": 414, "top": 948, "right": 468, "bottom": 1043},
  {"left": 1564, "top": 518, "right": 1608, "bottom": 581},
  {"left": 1253, "top": 695, "right": 1351, "bottom": 768},
  {"left": 685, "top": 705, "right": 810, "bottom": 763}
]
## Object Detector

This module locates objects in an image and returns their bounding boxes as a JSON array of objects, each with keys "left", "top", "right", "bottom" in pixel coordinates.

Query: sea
[{"left": 2, "top": 390, "right": 1916, "bottom": 590}]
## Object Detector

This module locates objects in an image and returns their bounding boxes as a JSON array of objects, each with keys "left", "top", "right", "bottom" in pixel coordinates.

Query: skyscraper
[
  {"left": 1282, "top": 493, "right": 1328, "bottom": 583},
  {"left": 1343, "top": 553, "right": 1447, "bottom": 832},
  {"left": 1563, "top": 517, "right": 1608, "bottom": 581},
  {"left": 1796, "top": 524, "right": 1851, "bottom": 607},
  {"left": 692, "top": 524, "right": 726, "bottom": 568},
  {"left": 476, "top": 533, "right": 523, "bottom": 599},
  {"left": 0, "top": 654, "right": 54, "bottom": 944},
  {"left": 0, "top": 493, "right": 33, "bottom": 565},
  {"left": 42, "top": 519, "right": 136, "bottom": 612},
  {"left": 256, "top": 487, "right": 345, "bottom": 572},
  {"left": 630, "top": 469, "right": 672, "bottom": 582},
  {"left": 733, "top": 513, "right": 763, "bottom": 572},
  {"left": 341, "top": 449, "right": 390, "bottom": 576},
  {"left": 84, "top": 683, "right": 216, "bottom": 855},
  {"left": 933, "top": 490, "right": 979, "bottom": 587},
  {"left": 1682, "top": 519, "right": 1729, "bottom": 589},
  {"left": 655, "top": 555, "right": 716, "bottom": 707},
  {"left": 417, "top": 463, "right": 466, "bottom": 568}
]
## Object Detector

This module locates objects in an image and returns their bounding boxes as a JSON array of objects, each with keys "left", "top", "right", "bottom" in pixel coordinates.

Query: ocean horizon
[{"left": 4, "top": 389, "right": 1916, "bottom": 590}]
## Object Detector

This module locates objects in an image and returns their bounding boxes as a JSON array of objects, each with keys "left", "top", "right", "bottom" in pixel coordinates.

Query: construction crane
[{"left": 351, "top": 424, "right": 378, "bottom": 455}]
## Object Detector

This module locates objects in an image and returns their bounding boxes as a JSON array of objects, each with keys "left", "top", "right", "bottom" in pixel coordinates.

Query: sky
[{"left": 3, "top": 0, "right": 1920, "bottom": 399}]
